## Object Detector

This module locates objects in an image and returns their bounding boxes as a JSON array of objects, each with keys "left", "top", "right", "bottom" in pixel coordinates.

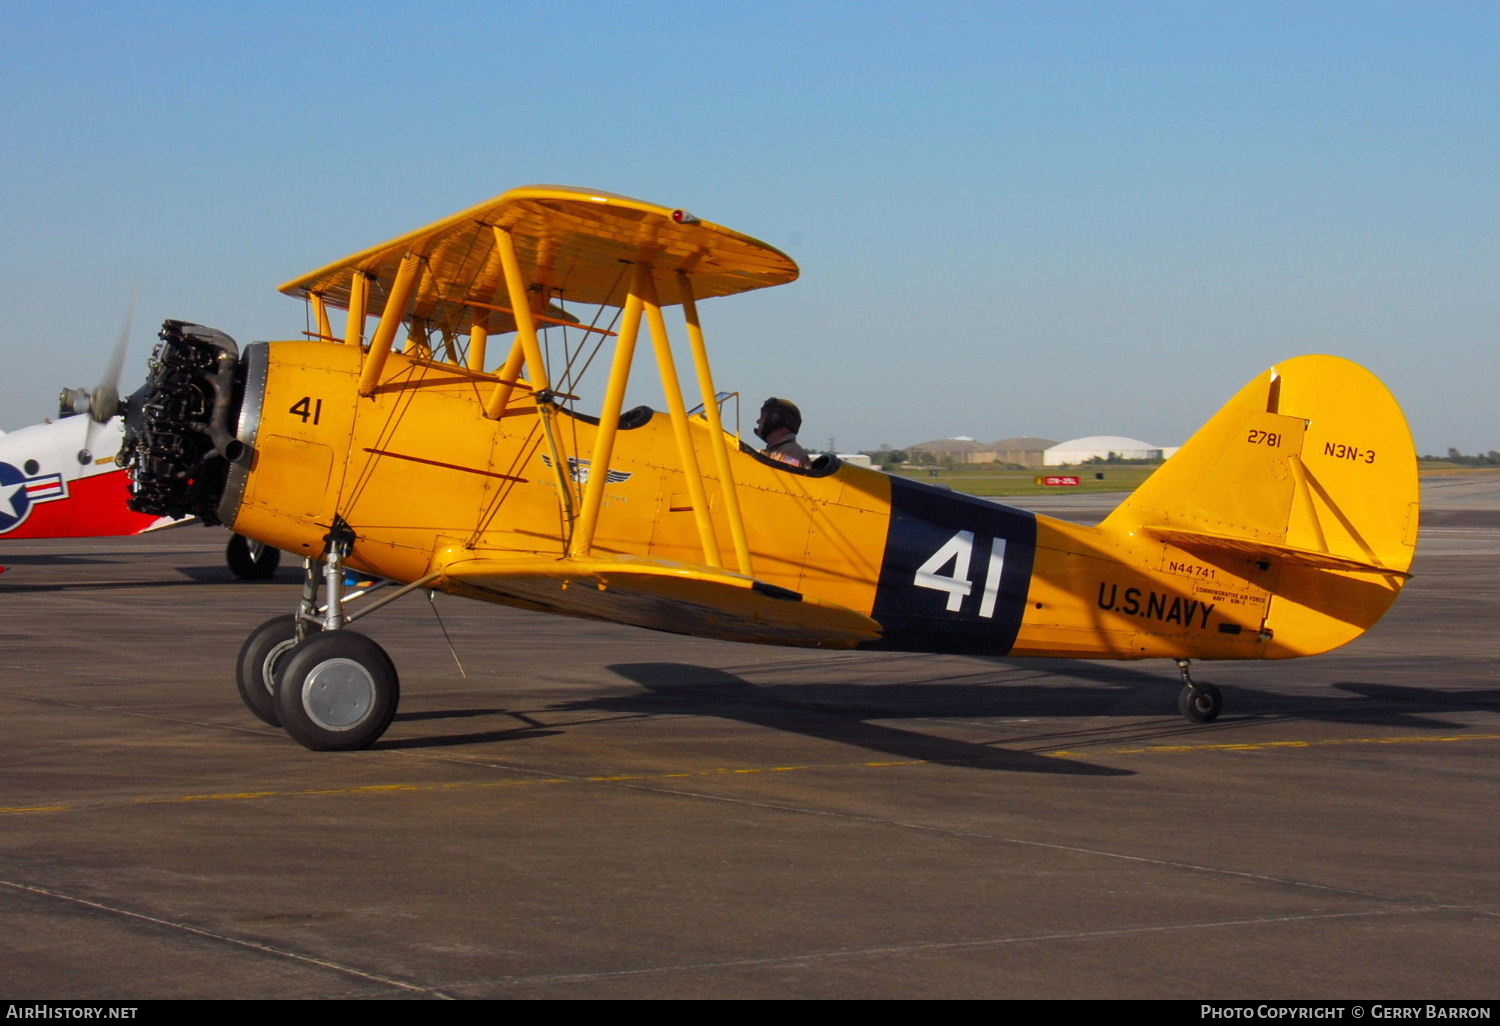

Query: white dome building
[{"left": 1044, "top": 435, "right": 1164, "bottom": 465}]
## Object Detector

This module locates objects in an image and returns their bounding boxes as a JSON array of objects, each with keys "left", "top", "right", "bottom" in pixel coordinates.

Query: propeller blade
[{"left": 90, "top": 299, "right": 135, "bottom": 423}]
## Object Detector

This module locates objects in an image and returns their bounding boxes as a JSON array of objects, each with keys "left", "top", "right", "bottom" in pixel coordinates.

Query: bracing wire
[{"left": 427, "top": 591, "right": 467, "bottom": 679}]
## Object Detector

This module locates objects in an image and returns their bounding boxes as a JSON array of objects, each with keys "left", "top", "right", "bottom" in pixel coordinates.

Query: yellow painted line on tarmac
[
  {"left": 1049, "top": 733, "right": 1500, "bottom": 757},
  {"left": 138, "top": 778, "right": 574, "bottom": 805},
  {"left": 0, "top": 765, "right": 867, "bottom": 816},
  {"left": 1, "top": 805, "right": 73, "bottom": 815},
  {"left": 1, "top": 733, "right": 1494, "bottom": 818}
]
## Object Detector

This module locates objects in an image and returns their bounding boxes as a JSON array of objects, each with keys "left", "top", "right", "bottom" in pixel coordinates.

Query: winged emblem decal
[{"left": 539, "top": 454, "right": 632, "bottom": 486}]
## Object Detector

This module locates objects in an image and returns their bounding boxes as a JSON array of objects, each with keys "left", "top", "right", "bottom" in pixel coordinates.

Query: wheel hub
[
  {"left": 259, "top": 639, "right": 298, "bottom": 696},
  {"left": 302, "top": 657, "right": 377, "bottom": 730}
]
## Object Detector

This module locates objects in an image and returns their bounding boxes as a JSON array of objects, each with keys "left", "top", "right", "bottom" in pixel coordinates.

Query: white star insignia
[{"left": 0, "top": 480, "right": 25, "bottom": 521}]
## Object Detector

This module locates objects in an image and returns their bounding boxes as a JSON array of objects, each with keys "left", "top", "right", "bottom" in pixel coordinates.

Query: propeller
[{"left": 59, "top": 300, "right": 134, "bottom": 424}]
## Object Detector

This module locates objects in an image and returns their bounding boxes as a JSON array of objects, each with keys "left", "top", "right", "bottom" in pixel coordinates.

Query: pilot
[{"left": 756, "top": 397, "right": 811, "bottom": 468}]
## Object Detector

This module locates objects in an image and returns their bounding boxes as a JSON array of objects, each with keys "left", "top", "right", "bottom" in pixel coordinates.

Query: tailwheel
[
  {"left": 234, "top": 614, "right": 301, "bottom": 726},
  {"left": 1177, "top": 681, "right": 1223, "bottom": 723},
  {"left": 226, "top": 534, "right": 281, "bottom": 580},
  {"left": 275, "top": 631, "right": 399, "bottom": 751},
  {"left": 1175, "top": 660, "right": 1222, "bottom": 723}
]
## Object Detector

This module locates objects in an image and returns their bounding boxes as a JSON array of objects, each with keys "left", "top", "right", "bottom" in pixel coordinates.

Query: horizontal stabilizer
[
  {"left": 1100, "top": 355, "right": 1418, "bottom": 658},
  {"left": 435, "top": 552, "right": 881, "bottom": 649},
  {"left": 1142, "top": 525, "right": 1412, "bottom": 579}
]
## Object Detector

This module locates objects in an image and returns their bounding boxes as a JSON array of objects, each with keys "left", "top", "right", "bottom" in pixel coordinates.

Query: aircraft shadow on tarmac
[
  {"left": 0, "top": 553, "right": 122, "bottom": 566},
  {"left": 377, "top": 707, "right": 564, "bottom": 750},
  {"left": 364, "top": 661, "right": 1127, "bottom": 772},
  {"left": 0, "top": 576, "right": 220, "bottom": 593},
  {"left": 981, "top": 656, "right": 1499, "bottom": 731},
  {"left": 175, "top": 566, "right": 297, "bottom": 584},
  {"left": 0, "top": 565, "right": 297, "bottom": 590},
  {"left": 1320, "top": 680, "right": 1500, "bottom": 726},
  {"left": 588, "top": 661, "right": 1137, "bottom": 777},
  {"left": 362, "top": 657, "right": 1494, "bottom": 762}
]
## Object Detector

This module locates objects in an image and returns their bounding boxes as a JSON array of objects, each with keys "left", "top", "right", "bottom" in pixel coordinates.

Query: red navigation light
[{"left": 671, "top": 209, "right": 700, "bottom": 224}]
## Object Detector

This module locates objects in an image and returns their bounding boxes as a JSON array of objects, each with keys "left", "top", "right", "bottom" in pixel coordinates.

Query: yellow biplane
[{"left": 118, "top": 186, "right": 1419, "bottom": 750}]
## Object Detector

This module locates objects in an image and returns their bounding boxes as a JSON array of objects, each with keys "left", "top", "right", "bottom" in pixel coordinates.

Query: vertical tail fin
[{"left": 1102, "top": 355, "right": 1419, "bottom": 658}]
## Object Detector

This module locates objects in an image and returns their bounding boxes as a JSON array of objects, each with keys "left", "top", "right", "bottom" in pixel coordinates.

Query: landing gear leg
[
  {"left": 258, "top": 521, "right": 401, "bottom": 751},
  {"left": 1175, "top": 659, "right": 1223, "bottom": 724}
]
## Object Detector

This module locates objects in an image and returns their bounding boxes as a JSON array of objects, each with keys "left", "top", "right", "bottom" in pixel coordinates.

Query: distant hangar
[
  {"left": 905, "top": 434, "right": 1175, "bottom": 467},
  {"left": 906, "top": 437, "right": 1059, "bottom": 468},
  {"left": 1044, "top": 435, "right": 1174, "bottom": 464}
]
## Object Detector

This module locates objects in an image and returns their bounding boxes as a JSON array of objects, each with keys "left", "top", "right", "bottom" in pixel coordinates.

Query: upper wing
[
  {"left": 279, "top": 185, "right": 799, "bottom": 338},
  {"left": 435, "top": 551, "right": 880, "bottom": 649}
]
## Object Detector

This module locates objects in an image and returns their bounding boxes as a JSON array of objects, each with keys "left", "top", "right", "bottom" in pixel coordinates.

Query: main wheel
[
  {"left": 234, "top": 614, "right": 301, "bottom": 726},
  {"left": 226, "top": 534, "right": 281, "bottom": 580},
  {"left": 275, "top": 631, "right": 399, "bottom": 751},
  {"left": 1178, "top": 681, "right": 1223, "bottom": 723}
]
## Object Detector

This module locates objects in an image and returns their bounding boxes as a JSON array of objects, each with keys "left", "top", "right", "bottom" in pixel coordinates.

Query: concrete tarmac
[{"left": 1, "top": 473, "right": 1495, "bottom": 999}]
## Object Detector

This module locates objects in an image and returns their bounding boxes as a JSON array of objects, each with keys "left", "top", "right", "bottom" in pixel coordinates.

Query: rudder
[{"left": 1102, "top": 355, "right": 1418, "bottom": 658}]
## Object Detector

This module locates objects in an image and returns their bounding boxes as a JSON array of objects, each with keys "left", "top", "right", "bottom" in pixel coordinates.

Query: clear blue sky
[{"left": 3, "top": 0, "right": 1495, "bottom": 454}]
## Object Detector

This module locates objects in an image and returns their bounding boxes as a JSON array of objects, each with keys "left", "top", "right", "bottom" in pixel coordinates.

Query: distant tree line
[
  {"left": 1082, "top": 452, "right": 1160, "bottom": 466},
  {"left": 1422, "top": 449, "right": 1499, "bottom": 466},
  {"left": 860, "top": 446, "right": 941, "bottom": 466},
  {"left": 861, "top": 446, "right": 908, "bottom": 465},
  {"left": 865, "top": 446, "right": 1499, "bottom": 469}
]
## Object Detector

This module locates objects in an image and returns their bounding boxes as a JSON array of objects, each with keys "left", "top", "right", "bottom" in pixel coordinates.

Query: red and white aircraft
[
  {"left": 1, "top": 326, "right": 279, "bottom": 578},
  {"left": 0, "top": 412, "right": 166, "bottom": 541}
]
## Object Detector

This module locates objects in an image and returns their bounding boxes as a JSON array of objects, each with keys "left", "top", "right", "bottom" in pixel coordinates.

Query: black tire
[
  {"left": 226, "top": 534, "right": 281, "bottom": 580},
  {"left": 234, "top": 614, "right": 301, "bottom": 727},
  {"left": 1178, "top": 681, "right": 1223, "bottom": 724},
  {"left": 275, "top": 631, "right": 399, "bottom": 751}
]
